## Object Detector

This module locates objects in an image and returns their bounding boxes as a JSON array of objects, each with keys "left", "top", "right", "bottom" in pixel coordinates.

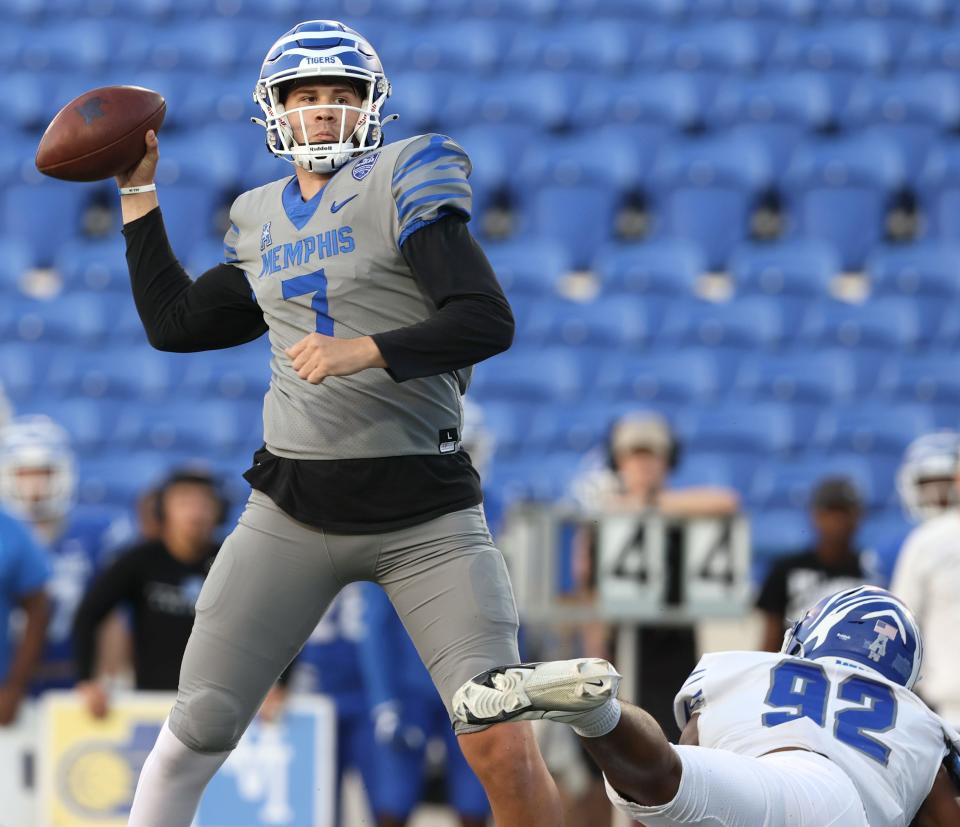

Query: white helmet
[
  {"left": 0, "top": 415, "right": 76, "bottom": 523},
  {"left": 896, "top": 431, "right": 960, "bottom": 522},
  {"left": 254, "top": 20, "right": 392, "bottom": 175}
]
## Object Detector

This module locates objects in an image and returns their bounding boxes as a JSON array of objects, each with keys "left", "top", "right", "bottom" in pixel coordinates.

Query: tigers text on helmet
[
  {"left": 896, "top": 431, "right": 960, "bottom": 522},
  {"left": 781, "top": 586, "right": 923, "bottom": 690},
  {"left": 254, "top": 20, "right": 392, "bottom": 175},
  {"left": 0, "top": 415, "right": 77, "bottom": 523}
]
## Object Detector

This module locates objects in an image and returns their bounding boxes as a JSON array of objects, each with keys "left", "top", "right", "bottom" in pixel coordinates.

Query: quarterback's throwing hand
[{"left": 286, "top": 332, "right": 386, "bottom": 384}]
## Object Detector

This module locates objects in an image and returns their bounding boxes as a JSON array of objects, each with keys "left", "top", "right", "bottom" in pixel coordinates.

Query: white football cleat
[{"left": 453, "top": 658, "right": 621, "bottom": 726}]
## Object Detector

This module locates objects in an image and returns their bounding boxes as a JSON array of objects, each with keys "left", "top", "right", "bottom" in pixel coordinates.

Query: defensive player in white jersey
[
  {"left": 454, "top": 587, "right": 960, "bottom": 826},
  {"left": 114, "top": 19, "right": 561, "bottom": 827}
]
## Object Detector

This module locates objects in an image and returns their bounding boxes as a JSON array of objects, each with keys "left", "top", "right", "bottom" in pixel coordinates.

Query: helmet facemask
[{"left": 256, "top": 71, "right": 389, "bottom": 175}]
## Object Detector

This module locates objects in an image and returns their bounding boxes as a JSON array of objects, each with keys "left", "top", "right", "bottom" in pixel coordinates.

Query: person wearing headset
[{"left": 71, "top": 470, "right": 226, "bottom": 718}]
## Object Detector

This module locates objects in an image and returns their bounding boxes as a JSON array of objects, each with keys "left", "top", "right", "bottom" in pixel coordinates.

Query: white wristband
[{"left": 118, "top": 183, "right": 157, "bottom": 196}]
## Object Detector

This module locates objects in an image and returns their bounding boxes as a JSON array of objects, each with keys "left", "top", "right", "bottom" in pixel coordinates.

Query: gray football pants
[{"left": 168, "top": 490, "right": 520, "bottom": 753}]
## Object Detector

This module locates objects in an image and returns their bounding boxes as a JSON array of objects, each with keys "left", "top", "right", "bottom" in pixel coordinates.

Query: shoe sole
[{"left": 453, "top": 658, "right": 619, "bottom": 726}]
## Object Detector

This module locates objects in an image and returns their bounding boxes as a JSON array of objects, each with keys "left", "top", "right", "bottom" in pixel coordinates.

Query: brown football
[{"left": 35, "top": 86, "right": 166, "bottom": 182}]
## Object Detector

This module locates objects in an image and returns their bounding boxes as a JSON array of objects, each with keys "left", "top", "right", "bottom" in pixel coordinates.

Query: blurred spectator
[
  {"left": 0, "top": 415, "right": 133, "bottom": 693},
  {"left": 890, "top": 444, "right": 960, "bottom": 727},
  {"left": 572, "top": 411, "right": 740, "bottom": 728},
  {"left": 71, "top": 469, "right": 224, "bottom": 717},
  {"left": 274, "top": 585, "right": 378, "bottom": 827},
  {"left": 871, "top": 432, "right": 960, "bottom": 584},
  {"left": 357, "top": 581, "right": 490, "bottom": 827},
  {"left": 0, "top": 506, "right": 50, "bottom": 725},
  {"left": 757, "top": 476, "right": 873, "bottom": 652}
]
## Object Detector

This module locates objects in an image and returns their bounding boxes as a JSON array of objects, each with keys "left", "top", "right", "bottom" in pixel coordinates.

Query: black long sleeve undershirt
[{"left": 122, "top": 208, "right": 514, "bottom": 379}]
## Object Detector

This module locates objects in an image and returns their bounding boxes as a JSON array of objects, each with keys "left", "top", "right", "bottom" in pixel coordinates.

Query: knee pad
[{"left": 169, "top": 687, "right": 247, "bottom": 753}]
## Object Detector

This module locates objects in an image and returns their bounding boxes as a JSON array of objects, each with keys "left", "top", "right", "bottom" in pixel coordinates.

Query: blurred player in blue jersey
[
  {"left": 0, "top": 505, "right": 50, "bottom": 725},
  {"left": 0, "top": 415, "right": 133, "bottom": 693},
  {"left": 358, "top": 581, "right": 490, "bottom": 827},
  {"left": 279, "top": 584, "right": 377, "bottom": 827}
]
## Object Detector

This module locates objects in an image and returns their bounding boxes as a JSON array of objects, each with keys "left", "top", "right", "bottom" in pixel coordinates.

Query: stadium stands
[{"left": 2, "top": 2, "right": 958, "bottom": 563}]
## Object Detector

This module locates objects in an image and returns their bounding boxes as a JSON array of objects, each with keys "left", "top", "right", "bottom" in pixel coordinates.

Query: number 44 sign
[{"left": 598, "top": 514, "right": 751, "bottom": 622}]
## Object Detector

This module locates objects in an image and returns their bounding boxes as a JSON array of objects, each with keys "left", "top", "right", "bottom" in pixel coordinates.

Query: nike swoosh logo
[{"left": 330, "top": 194, "right": 358, "bottom": 213}]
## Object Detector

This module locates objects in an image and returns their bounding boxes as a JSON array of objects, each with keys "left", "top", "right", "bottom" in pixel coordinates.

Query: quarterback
[
  {"left": 119, "top": 20, "right": 561, "bottom": 827},
  {"left": 455, "top": 587, "right": 960, "bottom": 826}
]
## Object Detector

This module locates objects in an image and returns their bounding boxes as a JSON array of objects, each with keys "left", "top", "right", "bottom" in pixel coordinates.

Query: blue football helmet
[
  {"left": 896, "top": 431, "right": 960, "bottom": 522},
  {"left": 781, "top": 586, "right": 923, "bottom": 690},
  {"left": 254, "top": 20, "right": 392, "bottom": 174},
  {"left": 0, "top": 415, "right": 76, "bottom": 522}
]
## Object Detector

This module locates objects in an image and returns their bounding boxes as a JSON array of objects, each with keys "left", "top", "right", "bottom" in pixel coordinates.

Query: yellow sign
[{"left": 38, "top": 691, "right": 175, "bottom": 827}]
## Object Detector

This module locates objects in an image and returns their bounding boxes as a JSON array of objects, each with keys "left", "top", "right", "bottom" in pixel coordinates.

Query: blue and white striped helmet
[
  {"left": 255, "top": 20, "right": 392, "bottom": 174},
  {"left": 0, "top": 415, "right": 76, "bottom": 522},
  {"left": 781, "top": 586, "right": 923, "bottom": 690},
  {"left": 896, "top": 431, "right": 960, "bottom": 522}
]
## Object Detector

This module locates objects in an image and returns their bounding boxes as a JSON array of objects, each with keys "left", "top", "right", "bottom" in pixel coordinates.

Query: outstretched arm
[
  {"left": 579, "top": 701, "right": 683, "bottom": 808},
  {"left": 913, "top": 766, "right": 960, "bottom": 826}
]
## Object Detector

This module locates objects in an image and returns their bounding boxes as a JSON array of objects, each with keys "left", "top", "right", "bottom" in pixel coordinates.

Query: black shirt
[
  {"left": 72, "top": 540, "right": 217, "bottom": 690},
  {"left": 756, "top": 549, "right": 870, "bottom": 627},
  {"left": 122, "top": 209, "right": 512, "bottom": 533}
]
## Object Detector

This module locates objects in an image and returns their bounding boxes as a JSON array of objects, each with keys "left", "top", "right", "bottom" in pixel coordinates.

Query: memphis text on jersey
[{"left": 259, "top": 226, "right": 356, "bottom": 277}]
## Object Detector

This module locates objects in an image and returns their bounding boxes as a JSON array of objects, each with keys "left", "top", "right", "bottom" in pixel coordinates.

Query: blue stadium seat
[
  {"left": 520, "top": 185, "right": 618, "bottom": 270},
  {"left": 770, "top": 22, "right": 895, "bottom": 74},
  {"left": 693, "top": 0, "right": 816, "bottom": 21},
  {"left": 649, "top": 22, "right": 766, "bottom": 72},
  {"left": 750, "top": 454, "right": 885, "bottom": 509},
  {"left": 55, "top": 238, "right": 129, "bottom": 294},
  {"left": 483, "top": 238, "right": 570, "bottom": 295},
  {"left": 525, "top": 296, "right": 663, "bottom": 347},
  {"left": 814, "top": 404, "right": 934, "bottom": 456},
  {"left": 799, "top": 297, "right": 929, "bottom": 350},
  {"left": 708, "top": 73, "right": 835, "bottom": 170},
  {"left": 456, "top": 125, "right": 536, "bottom": 216},
  {"left": 676, "top": 402, "right": 798, "bottom": 454},
  {"left": 649, "top": 135, "right": 772, "bottom": 267},
  {"left": 114, "top": 399, "right": 245, "bottom": 454},
  {"left": 9, "top": 293, "right": 110, "bottom": 345},
  {"left": 0, "top": 236, "right": 36, "bottom": 293},
  {"left": 0, "top": 129, "right": 37, "bottom": 186},
  {"left": 3, "top": 183, "right": 87, "bottom": 263},
  {"left": 670, "top": 451, "right": 756, "bottom": 493},
  {"left": 19, "top": 22, "right": 109, "bottom": 71},
  {"left": 594, "top": 239, "right": 705, "bottom": 296},
  {"left": 529, "top": 403, "right": 621, "bottom": 454},
  {"left": 918, "top": 141, "right": 960, "bottom": 240},
  {"left": 48, "top": 346, "right": 186, "bottom": 400},
  {"left": 18, "top": 396, "right": 118, "bottom": 454},
  {"left": 445, "top": 72, "right": 578, "bottom": 133},
  {"left": 824, "top": 0, "right": 951, "bottom": 22},
  {"left": 729, "top": 240, "right": 840, "bottom": 297},
  {"left": 180, "top": 341, "right": 272, "bottom": 399},
  {"left": 471, "top": 347, "right": 585, "bottom": 402},
  {"left": 843, "top": 74, "right": 960, "bottom": 176},
  {"left": 562, "top": 0, "right": 687, "bottom": 20},
  {"left": 506, "top": 21, "right": 631, "bottom": 73},
  {"left": 382, "top": 72, "right": 452, "bottom": 138},
  {"left": 749, "top": 508, "right": 814, "bottom": 566},
  {"left": 735, "top": 350, "right": 858, "bottom": 403},
  {"left": 658, "top": 295, "right": 794, "bottom": 348},
  {"left": 579, "top": 74, "right": 708, "bottom": 132},
  {"left": 473, "top": 400, "right": 532, "bottom": 455},
  {"left": 484, "top": 451, "right": 583, "bottom": 503},
  {"left": 596, "top": 350, "right": 723, "bottom": 403},
  {"left": 782, "top": 134, "right": 905, "bottom": 268},
  {"left": 903, "top": 24, "right": 960, "bottom": 71},
  {"left": 878, "top": 353, "right": 960, "bottom": 403},
  {"left": 9, "top": 71, "right": 58, "bottom": 130},
  {"left": 866, "top": 242, "right": 960, "bottom": 298},
  {"left": 77, "top": 452, "right": 173, "bottom": 508},
  {"left": 146, "top": 21, "right": 240, "bottom": 71},
  {"left": 150, "top": 185, "right": 222, "bottom": 254},
  {"left": 0, "top": 343, "right": 52, "bottom": 403}
]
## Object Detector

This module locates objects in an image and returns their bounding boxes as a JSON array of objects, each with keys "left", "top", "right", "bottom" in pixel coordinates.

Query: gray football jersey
[{"left": 223, "top": 134, "right": 473, "bottom": 460}]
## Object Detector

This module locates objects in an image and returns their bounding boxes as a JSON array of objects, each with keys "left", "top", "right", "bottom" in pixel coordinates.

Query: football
[{"left": 35, "top": 85, "right": 166, "bottom": 182}]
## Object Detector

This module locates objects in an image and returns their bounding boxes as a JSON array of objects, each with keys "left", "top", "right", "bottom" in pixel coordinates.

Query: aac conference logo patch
[{"left": 352, "top": 151, "right": 380, "bottom": 181}]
